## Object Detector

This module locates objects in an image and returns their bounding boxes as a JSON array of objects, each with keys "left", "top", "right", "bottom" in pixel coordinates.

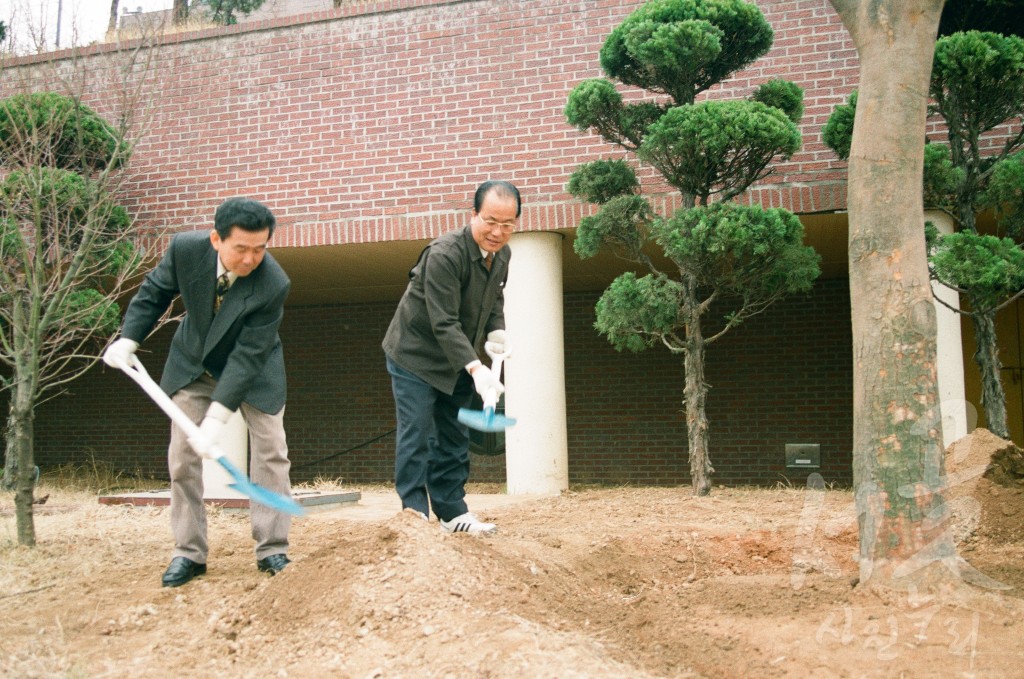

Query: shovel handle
[
  {"left": 482, "top": 352, "right": 507, "bottom": 411},
  {"left": 117, "top": 357, "right": 225, "bottom": 461}
]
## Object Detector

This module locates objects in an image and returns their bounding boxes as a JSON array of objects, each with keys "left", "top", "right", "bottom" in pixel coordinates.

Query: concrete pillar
[
  {"left": 202, "top": 410, "right": 248, "bottom": 499},
  {"left": 927, "top": 210, "right": 971, "bottom": 448},
  {"left": 503, "top": 231, "right": 569, "bottom": 495}
]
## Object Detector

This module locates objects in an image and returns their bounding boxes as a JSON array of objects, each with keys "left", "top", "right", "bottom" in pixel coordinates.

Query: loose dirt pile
[{"left": 3, "top": 434, "right": 1024, "bottom": 678}]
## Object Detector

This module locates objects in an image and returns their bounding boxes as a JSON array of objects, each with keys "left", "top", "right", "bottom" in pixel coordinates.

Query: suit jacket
[
  {"left": 382, "top": 225, "right": 509, "bottom": 395},
  {"left": 120, "top": 230, "right": 290, "bottom": 414}
]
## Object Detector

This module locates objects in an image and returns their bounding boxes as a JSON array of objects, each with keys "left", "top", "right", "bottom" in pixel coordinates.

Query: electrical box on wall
[{"left": 785, "top": 443, "right": 820, "bottom": 469}]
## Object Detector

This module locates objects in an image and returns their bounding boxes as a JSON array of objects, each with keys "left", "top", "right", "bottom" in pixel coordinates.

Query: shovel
[
  {"left": 115, "top": 356, "right": 305, "bottom": 517},
  {"left": 458, "top": 349, "right": 517, "bottom": 433}
]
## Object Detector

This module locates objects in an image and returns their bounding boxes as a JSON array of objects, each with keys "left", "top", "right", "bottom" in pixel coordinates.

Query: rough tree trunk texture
[
  {"left": 173, "top": 0, "right": 189, "bottom": 24},
  {"left": 11, "top": 395, "right": 36, "bottom": 547},
  {"left": 107, "top": 0, "right": 119, "bottom": 35},
  {"left": 683, "top": 280, "right": 712, "bottom": 496},
  {"left": 2, "top": 407, "right": 18, "bottom": 490},
  {"left": 971, "top": 312, "right": 1009, "bottom": 438},
  {"left": 830, "top": 0, "right": 955, "bottom": 586},
  {"left": 8, "top": 291, "right": 39, "bottom": 546}
]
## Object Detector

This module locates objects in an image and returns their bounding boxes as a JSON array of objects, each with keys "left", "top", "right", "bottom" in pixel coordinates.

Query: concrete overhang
[{"left": 271, "top": 211, "right": 852, "bottom": 307}]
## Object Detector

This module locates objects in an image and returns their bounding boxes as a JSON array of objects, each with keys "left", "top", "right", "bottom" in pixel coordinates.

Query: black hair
[
  {"left": 214, "top": 197, "right": 277, "bottom": 239},
  {"left": 474, "top": 180, "right": 522, "bottom": 218}
]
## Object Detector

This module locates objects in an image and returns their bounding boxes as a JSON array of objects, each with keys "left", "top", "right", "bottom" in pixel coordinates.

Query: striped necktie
[{"left": 484, "top": 253, "right": 493, "bottom": 271}]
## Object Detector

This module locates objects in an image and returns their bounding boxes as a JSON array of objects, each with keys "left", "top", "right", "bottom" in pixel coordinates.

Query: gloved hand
[
  {"left": 484, "top": 329, "right": 511, "bottom": 359},
  {"left": 471, "top": 364, "right": 505, "bottom": 401},
  {"left": 102, "top": 337, "right": 139, "bottom": 369},
  {"left": 187, "top": 402, "right": 232, "bottom": 457}
]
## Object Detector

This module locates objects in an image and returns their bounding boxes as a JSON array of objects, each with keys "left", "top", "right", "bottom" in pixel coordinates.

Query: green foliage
[
  {"left": 199, "top": 0, "right": 266, "bottom": 25},
  {"left": 751, "top": 79, "right": 804, "bottom": 124},
  {"left": 982, "top": 151, "right": 1024, "bottom": 237},
  {"left": 654, "top": 202, "right": 820, "bottom": 299},
  {"left": 573, "top": 194, "right": 654, "bottom": 260},
  {"left": 0, "top": 168, "right": 136, "bottom": 280},
  {"left": 822, "top": 90, "right": 857, "bottom": 161},
  {"left": 0, "top": 93, "right": 129, "bottom": 172},
  {"left": 564, "top": 79, "right": 667, "bottom": 149},
  {"left": 931, "top": 31, "right": 1024, "bottom": 134},
  {"left": 59, "top": 288, "right": 121, "bottom": 335},
  {"left": 638, "top": 100, "right": 801, "bottom": 202},
  {"left": 599, "top": 0, "right": 773, "bottom": 104},
  {"left": 594, "top": 272, "right": 683, "bottom": 352},
  {"left": 565, "top": 79, "right": 625, "bottom": 140},
  {"left": 930, "top": 231, "right": 1024, "bottom": 311},
  {"left": 923, "top": 143, "right": 965, "bottom": 209},
  {"left": 567, "top": 160, "right": 640, "bottom": 205}
]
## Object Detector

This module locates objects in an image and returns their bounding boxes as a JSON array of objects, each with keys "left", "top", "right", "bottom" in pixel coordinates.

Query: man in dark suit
[
  {"left": 382, "top": 180, "right": 519, "bottom": 534},
  {"left": 103, "top": 197, "right": 293, "bottom": 587}
]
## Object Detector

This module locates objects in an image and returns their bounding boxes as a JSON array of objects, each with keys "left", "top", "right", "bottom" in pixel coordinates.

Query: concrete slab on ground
[{"left": 98, "top": 489, "right": 359, "bottom": 513}]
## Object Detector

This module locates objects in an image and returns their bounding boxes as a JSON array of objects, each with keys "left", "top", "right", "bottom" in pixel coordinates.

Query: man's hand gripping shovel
[
  {"left": 458, "top": 346, "right": 517, "bottom": 433},
  {"left": 114, "top": 356, "right": 304, "bottom": 517}
]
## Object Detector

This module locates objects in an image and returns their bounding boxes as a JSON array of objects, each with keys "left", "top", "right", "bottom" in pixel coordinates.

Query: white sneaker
[{"left": 440, "top": 512, "right": 496, "bottom": 534}]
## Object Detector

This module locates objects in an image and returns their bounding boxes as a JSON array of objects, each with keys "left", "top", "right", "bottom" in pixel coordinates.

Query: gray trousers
[{"left": 168, "top": 374, "right": 291, "bottom": 562}]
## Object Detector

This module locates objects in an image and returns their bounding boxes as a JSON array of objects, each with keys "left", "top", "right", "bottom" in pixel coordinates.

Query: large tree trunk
[
  {"left": 971, "top": 310, "right": 1009, "bottom": 438},
  {"left": 830, "top": 0, "right": 954, "bottom": 587},
  {"left": 683, "top": 285, "right": 712, "bottom": 496},
  {"left": 7, "top": 290, "right": 39, "bottom": 546},
  {"left": 10, "top": 395, "right": 36, "bottom": 547}
]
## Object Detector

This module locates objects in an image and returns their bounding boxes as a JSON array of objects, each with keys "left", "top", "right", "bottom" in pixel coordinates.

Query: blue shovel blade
[
  {"left": 217, "top": 457, "right": 305, "bottom": 517},
  {"left": 458, "top": 405, "right": 517, "bottom": 433}
]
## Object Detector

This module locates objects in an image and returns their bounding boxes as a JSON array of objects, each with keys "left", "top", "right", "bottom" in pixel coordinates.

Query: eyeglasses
[{"left": 481, "top": 216, "right": 516, "bottom": 233}]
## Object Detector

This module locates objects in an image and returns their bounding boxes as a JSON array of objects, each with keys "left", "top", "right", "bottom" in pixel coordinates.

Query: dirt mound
[
  {"left": 4, "top": 485, "right": 1024, "bottom": 678},
  {"left": 946, "top": 428, "right": 1024, "bottom": 545}
]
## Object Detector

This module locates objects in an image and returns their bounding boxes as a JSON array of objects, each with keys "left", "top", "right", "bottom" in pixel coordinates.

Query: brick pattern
[
  {"left": 3, "top": 0, "right": 860, "bottom": 251},
  {"left": 29, "top": 279, "right": 853, "bottom": 487}
]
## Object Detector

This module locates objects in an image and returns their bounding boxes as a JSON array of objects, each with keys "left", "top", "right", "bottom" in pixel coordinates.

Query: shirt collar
[{"left": 217, "top": 258, "right": 238, "bottom": 285}]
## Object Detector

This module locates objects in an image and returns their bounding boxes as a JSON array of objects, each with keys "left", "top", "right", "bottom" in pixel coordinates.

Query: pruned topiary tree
[{"left": 565, "top": 0, "right": 821, "bottom": 496}]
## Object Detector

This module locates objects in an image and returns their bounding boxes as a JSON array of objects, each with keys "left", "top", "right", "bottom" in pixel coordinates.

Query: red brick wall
[
  {"left": 30, "top": 278, "right": 852, "bottom": 487},
  {"left": 2, "top": 0, "right": 857, "bottom": 247}
]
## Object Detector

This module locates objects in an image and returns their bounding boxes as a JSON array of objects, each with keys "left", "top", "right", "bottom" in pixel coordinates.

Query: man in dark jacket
[
  {"left": 382, "top": 181, "right": 519, "bottom": 534},
  {"left": 104, "top": 197, "right": 293, "bottom": 586}
]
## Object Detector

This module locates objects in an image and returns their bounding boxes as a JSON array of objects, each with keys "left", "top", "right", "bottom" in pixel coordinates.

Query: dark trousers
[{"left": 386, "top": 355, "right": 475, "bottom": 522}]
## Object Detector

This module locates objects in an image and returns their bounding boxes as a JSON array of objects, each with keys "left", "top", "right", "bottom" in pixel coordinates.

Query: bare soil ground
[{"left": 3, "top": 435, "right": 1024, "bottom": 678}]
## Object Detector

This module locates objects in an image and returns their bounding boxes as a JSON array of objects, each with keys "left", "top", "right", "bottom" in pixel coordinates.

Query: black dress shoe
[
  {"left": 256, "top": 553, "right": 290, "bottom": 575},
  {"left": 161, "top": 557, "right": 206, "bottom": 588}
]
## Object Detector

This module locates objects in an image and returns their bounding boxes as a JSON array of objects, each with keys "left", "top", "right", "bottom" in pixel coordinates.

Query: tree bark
[
  {"left": 9, "top": 291, "right": 37, "bottom": 546},
  {"left": 683, "top": 280, "right": 712, "bottom": 496},
  {"left": 11, "top": 395, "right": 36, "bottom": 547},
  {"left": 970, "top": 311, "right": 1009, "bottom": 438},
  {"left": 173, "top": 0, "right": 189, "bottom": 25},
  {"left": 830, "top": 0, "right": 954, "bottom": 586},
  {"left": 107, "top": 0, "right": 120, "bottom": 35},
  {"left": 2, "top": 407, "right": 18, "bottom": 490}
]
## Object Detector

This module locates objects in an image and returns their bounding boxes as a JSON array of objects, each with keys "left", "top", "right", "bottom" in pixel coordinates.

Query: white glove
[
  {"left": 484, "top": 329, "right": 511, "bottom": 359},
  {"left": 102, "top": 337, "right": 139, "bottom": 369},
  {"left": 187, "top": 403, "right": 232, "bottom": 456},
  {"left": 471, "top": 364, "right": 505, "bottom": 401}
]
